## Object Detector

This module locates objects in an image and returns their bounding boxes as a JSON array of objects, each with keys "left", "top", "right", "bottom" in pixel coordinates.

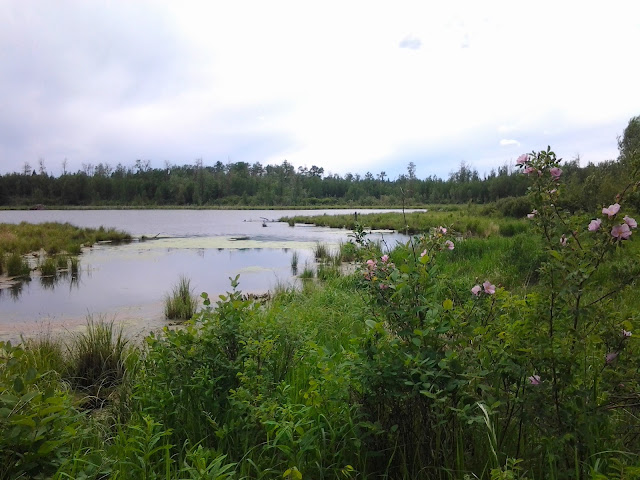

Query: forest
[{"left": 1, "top": 115, "right": 639, "bottom": 212}]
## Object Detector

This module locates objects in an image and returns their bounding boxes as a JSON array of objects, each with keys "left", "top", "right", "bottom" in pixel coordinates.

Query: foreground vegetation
[{"left": 1, "top": 147, "right": 640, "bottom": 479}]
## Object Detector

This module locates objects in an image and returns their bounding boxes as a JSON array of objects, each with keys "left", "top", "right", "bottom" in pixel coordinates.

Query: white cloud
[
  {"left": 399, "top": 35, "right": 422, "bottom": 50},
  {"left": 500, "top": 139, "right": 521, "bottom": 147}
]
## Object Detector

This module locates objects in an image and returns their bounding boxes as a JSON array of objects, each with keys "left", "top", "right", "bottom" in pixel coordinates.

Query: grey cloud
[
  {"left": 399, "top": 35, "right": 422, "bottom": 50},
  {"left": 0, "top": 1, "right": 206, "bottom": 173}
]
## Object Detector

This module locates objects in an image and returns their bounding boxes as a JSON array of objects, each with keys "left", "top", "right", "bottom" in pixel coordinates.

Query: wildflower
[
  {"left": 524, "top": 166, "right": 536, "bottom": 175},
  {"left": 548, "top": 189, "right": 557, "bottom": 194},
  {"left": 437, "top": 226, "right": 447, "bottom": 234},
  {"left": 445, "top": 240, "right": 454, "bottom": 250},
  {"left": 516, "top": 154, "right": 529, "bottom": 165},
  {"left": 588, "top": 219, "right": 601, "bottom": 232},
  {"left": 482, "top": 281, "right": 496, "bottom": 295},
  {"left": 602, "top": 203, "right": 621, "bottom": 218},
  {"left": 366, "top": 259, "right": 377, "bottom": 269},
  {"left": 560, "top": 234, "right": 567, "bottom": 246},
  {"left": 381, "top": 254, "right": 389, "bottom": 263},
  {"left": 528, "top": 375, "right": 541, "bottom": 385},
  {"left": 605, "top": 352, "right": 618, "bottom": 364},
  {"left": 623, "top": 215, "right": 637, "bottom": 229},
  {"left": 527, "top": 209, "right": 538, "bottom": 219},
  {"left": 622, "top": 329, "right": 632, "bottom": 338},
  {"left": 420, "top": 249, "right": 427, "bottom": 257},
  {"left": 611, "top": 223, "right": 632, "bottom": 240},
  {"left": 471, "top": 285, "right": 482, "bottom": 296},
  {"left": 379, "top": 283, "right": 389, "bottom": 290},
  {"left": 549, "top": 167, "right": 562, "bottom": 180}
]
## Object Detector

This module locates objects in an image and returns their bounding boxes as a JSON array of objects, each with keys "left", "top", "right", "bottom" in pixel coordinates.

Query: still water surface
[{"left": 0, "top": 209, "right": 413, "bottom": 340}]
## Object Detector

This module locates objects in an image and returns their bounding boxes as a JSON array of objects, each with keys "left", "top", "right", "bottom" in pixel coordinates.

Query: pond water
[{"left": 0, "top": 209, "right": 414, "bottom": 341}]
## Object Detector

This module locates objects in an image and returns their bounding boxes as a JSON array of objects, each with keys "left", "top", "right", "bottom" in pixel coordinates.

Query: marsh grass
[
  {"left": 281, "top": 210, "right": 531, "bottom": 238},
  {"left": 6, "top": 252, "right": 30, "bottom": 277},
  {"left": 56, "top": 255, "right": 69, "bottom": 269},
  {"left": 39, "top": 257, "right": 58, "bottom": 277},
  {"left": 0, "top": 222, "right": 132, "bottom": 257},
  {"left": 300, "top": 263, "right": 315, "bottom": 279},
  {"left": 65, "top": 317, "right": 131, "bottom": 406},
  {"left": 69, "top": 256, "right": 80, "bottom": 275},
  {"left": 164, "top": 276, "right": 198, "bottom": 320},
  {"left": 290, "top": 250, "right": 299, "bottom": 275},
  {"left": 313, "top": 241, "right": 331, "bottom": 260}
]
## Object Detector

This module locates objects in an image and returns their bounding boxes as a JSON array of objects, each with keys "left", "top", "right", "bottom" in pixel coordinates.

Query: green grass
[
  {"left": 39, "top": 257, "right": 58, "bottom": 277},
  {"left": 65, "top": 317, "right": 131, "bottom": 398},
  {"left": 281, "top": 209, "right": 531, "bottom": 238},
  {"left": 0, "top": 221, "right": 132, "bottom": 256},
  {"left": 6, "top": 252, "right": 30, "bottom": 277},
  {"left": 164, "top": 276, "right": 198, "bottom": 320},
  {"left": 299, "top": 263, "right": 315, "bottom": 279}
]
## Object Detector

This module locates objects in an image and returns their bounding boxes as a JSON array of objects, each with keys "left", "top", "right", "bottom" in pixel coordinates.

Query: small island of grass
[{"left": 0, "top": 222, "right": 132, "bottom": 279}]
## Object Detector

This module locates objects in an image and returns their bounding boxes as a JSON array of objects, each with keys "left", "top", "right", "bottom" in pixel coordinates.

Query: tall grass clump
[
  {"left": 40, "top": 257, "right": 58, "bottom": 277},
  {"left": 290, "top": 250, "right": 299, "bottom": 274},
  {"left": 6, "top": 253, "right": 30, "bottom": 277},
  {"left": 65, "top": 317, "right": 131, "bottom": 400},
  {"left": 69, "top": 256, "right": 80, "bottom": 275},
  {"left": 313, "top": 241, "right": 330, "bottom": 260},
  {"left": 164, "top": 276, "right": 198, "bottom": 320},
  {"left": 300, "top": 263, "right": 314, "bottom": 279}
]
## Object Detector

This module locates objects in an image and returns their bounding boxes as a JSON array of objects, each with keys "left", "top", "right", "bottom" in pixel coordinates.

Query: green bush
[{"left": 0, "top": 341, "right": 82, "bottom": 479}]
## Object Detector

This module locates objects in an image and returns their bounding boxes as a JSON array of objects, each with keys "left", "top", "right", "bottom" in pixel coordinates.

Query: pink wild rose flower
[
  {"left": 611, "top": 223, "right": 632, "bottom": 240},
  {"left": 471, "top": 285, "right": 482, "bottom": 296},
  {"left": 445, "top": 240, "right": 454, "bottom": 250},
  {"left": 482, "top": 281, "right": 496, "bottom": 295},
  {"left": 605, "top": 352, "right": 619, "bottom": 364},
  {"left": 623, "top": 215, "right": 638, "bottom": 229},
  {"left": 516, "top": 154, "right": 529, "bottom": 165},
  {"left": 381, "top": 254, "right": 389, "bottom": 263},
  {"left": 420, "top": 249, "right": 427, "bottom": 258},
  {"left": 527, "top": 209, "right": 538, "bottom": 219},
  {"left": 549, "top": 167, "right": 562, "bottom": 180},
  {"left": 588, "top": 219, "right": 602, "bottom": 232},
  {"left": 602, "top": 203, "right": 621, "bottom": 218},
  {"left": 528, "top": 375, "right": 541, "bottom": 385},
  {"left": 622, "top": 329, "right": 632, "bottom": 338}
]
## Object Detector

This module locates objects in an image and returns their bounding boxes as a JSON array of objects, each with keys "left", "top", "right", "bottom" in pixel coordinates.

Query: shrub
[{"left": 0, "top": 341, "right": 81, "bottom": 479}]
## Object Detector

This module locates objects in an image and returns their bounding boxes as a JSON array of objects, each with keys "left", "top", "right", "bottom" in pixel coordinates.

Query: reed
[
  {"left": 6, "top": 253, "right": 30, "bottom": 277},
  {"left": 39, "top": 257, "right": 58, "bottom": 277},
  {"left": 164, "top": 276, "right": 198, "bottom": 320},
  {"left": 65, "top": 317, "right": 131, "bottom": 402},
  {"left": 290, "top": 250, "right": 299, "bottom": 274}
]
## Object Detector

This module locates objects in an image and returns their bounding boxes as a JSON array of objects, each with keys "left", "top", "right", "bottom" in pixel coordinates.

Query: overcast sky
[{"left": 1, "top": 1, "right": 639, "bottom": 179}]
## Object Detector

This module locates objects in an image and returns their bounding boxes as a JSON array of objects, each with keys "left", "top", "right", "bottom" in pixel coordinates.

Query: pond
[{"left": 0, "top": 209, "right": 415, "bottom": 341}]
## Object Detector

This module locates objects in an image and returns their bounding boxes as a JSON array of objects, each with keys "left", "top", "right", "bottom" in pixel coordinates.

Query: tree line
[{"left": 1, "top": 116, "right": 638, "bottom": 213}]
